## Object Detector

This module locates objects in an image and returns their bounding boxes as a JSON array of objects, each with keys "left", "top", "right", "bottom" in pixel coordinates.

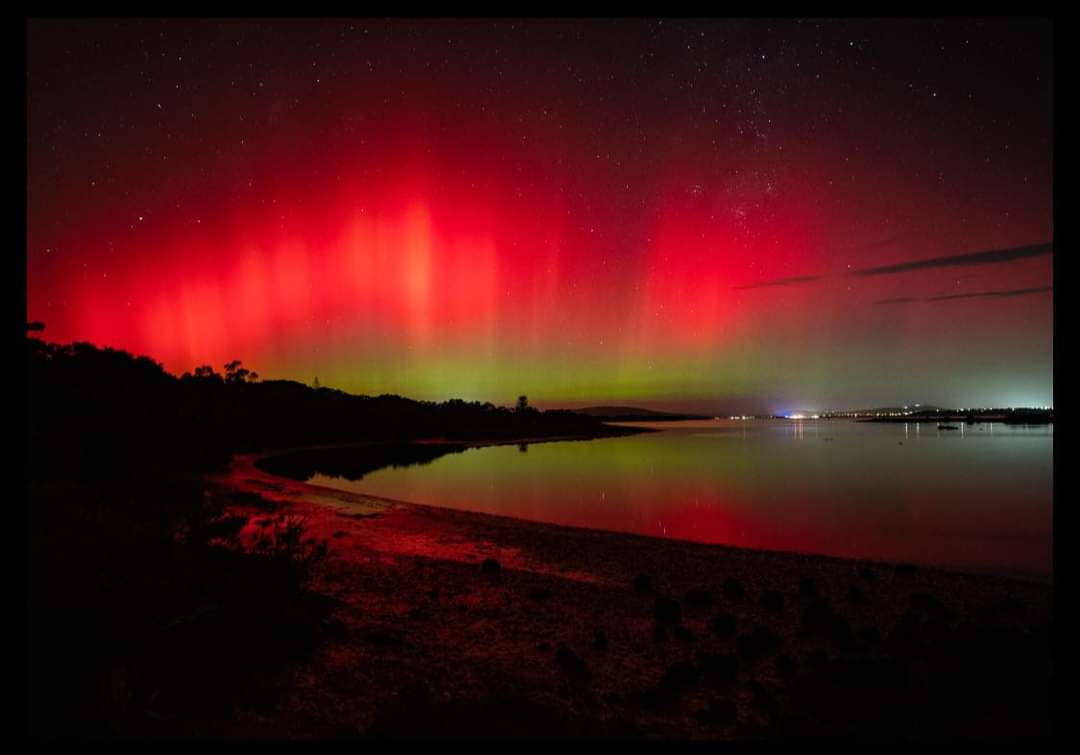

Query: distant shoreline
[{"left": 858, "top": 417, "right": 1053, "bottom": 425}]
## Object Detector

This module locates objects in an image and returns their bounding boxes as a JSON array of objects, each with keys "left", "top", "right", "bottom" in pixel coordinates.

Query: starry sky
[{"left": 26, "top": 18, "right": 1053, "bottom": 413}]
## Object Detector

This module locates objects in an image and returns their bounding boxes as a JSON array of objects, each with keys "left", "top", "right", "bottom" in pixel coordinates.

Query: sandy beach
[{"left": 207, "top": 448, "right": 1054, "bottom": 738}]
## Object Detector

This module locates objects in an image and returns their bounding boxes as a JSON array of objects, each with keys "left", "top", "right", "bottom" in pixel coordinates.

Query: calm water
[{"left": 309, "top": 420, "right": 1053, "bottom": 578}]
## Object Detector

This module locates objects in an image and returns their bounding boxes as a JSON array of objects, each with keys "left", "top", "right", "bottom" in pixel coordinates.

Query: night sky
[{"left": 26, "top": 19, "right": 1053, "bottom": 413}]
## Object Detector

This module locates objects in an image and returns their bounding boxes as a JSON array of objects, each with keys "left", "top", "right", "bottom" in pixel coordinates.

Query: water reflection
[{"left": 301, "top": 420, "right": 1052, "bottom": 578}]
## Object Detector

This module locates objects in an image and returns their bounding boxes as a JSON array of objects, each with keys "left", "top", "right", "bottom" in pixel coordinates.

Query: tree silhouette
[
  {"left": 224, "top": 360, "right": 258, "bottom": 384},
  {"left": 516, "top": 395, "right": 529, "bottom": 413}
]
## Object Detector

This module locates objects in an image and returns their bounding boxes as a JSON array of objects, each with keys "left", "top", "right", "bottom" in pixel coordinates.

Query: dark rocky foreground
[{"left": 208, "top": 455, "right": 1054, "bottom": 739}]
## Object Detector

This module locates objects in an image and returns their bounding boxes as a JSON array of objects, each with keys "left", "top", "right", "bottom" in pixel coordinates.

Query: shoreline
[
  {"left": 224, "top": 445, "right": 1051, "bottom": 586},
  {"left": 206, "top": 441, "right": 1053, "bottom": 737},
  {"left": 858, "top": 417, "right": 1054, "bottom": 425},
  {"left": 241, "top": 431, "right": 1051, "bottom": 586}
]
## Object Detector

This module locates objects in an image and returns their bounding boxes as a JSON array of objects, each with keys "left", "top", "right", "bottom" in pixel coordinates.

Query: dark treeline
[{"left": 27, "top": 333, "right": 633, "bottom": 484}]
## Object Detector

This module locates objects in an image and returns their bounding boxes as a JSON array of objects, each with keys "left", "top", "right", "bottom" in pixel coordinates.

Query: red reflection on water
[{"left": 316, "top": 427, "right": 1052, "bottom": 578}]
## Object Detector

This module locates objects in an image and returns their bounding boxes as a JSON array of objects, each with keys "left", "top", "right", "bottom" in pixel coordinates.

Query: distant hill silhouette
[{"left": 570, "top": 405, "right": 711, "bottom": 421}]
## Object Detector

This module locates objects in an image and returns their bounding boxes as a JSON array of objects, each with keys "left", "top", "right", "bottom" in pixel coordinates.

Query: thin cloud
[
  {"left": 874, "top": 286, "right": 1052, "bottom": 305},
  {"left": 734, "top": 241, "right": 1050, "bottom": 292},
  {"left": 852, "top": 242, "right": 1052, "bottom": 277},
  {"left": 874, "top": 296, "right": 919, "bottom": 305},
  {"left": 734, "top": 274, "right": 822, "bottom": 290}
]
